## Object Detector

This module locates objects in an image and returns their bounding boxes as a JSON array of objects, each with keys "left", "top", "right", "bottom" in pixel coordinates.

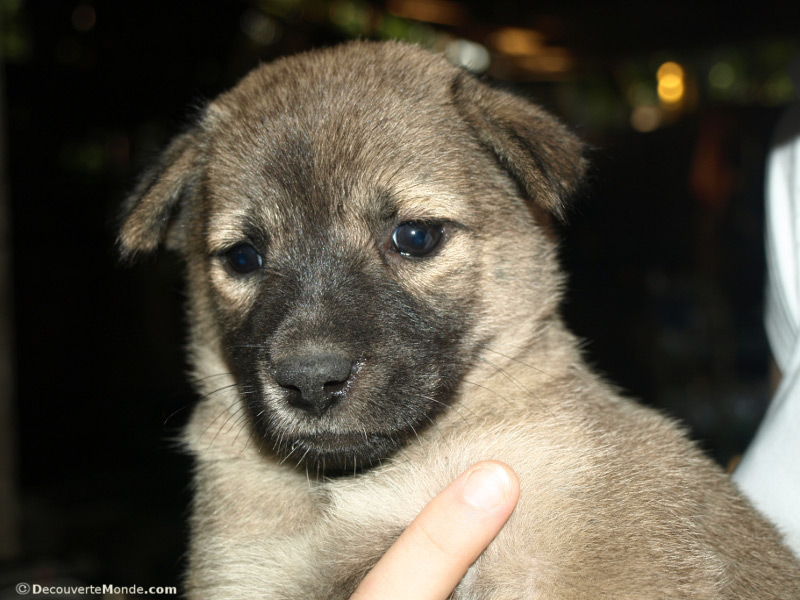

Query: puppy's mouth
[
  {"left": 235, "top": 354, "right": 424, "bottom": 473},
  {"left": 235, "top": 352, "right": 454, "bottom": 474},
  {"left": 227, "top": 293, "right": 476, "bottom": 474},
  {"left": 274, "top": 430, "right": 401, "bottom": 474}
]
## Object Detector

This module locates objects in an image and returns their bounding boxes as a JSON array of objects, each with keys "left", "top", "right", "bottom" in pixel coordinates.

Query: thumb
[{"left": 351, "top": 461, "right": 520, "bottom": 600}]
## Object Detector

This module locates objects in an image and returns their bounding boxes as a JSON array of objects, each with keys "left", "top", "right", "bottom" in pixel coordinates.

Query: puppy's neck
[
  {"left": 443, "top": 317, "right": 584, "bottom": 423},
  {"left": 481, "top": 313, "right": 578, "bottom": 374}
]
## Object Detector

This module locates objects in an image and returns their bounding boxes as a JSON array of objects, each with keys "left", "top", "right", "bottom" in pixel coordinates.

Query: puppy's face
[
  {"left": 204, "top": 113, "right": 482, "bottom": 472},
  {"left": 119, "top": 42, "right": 586, "bottom": 473}
]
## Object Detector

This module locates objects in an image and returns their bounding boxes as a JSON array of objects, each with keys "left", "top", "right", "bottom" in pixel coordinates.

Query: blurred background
[{"left": 0, "top": 0, "right": 798, "bottom": 597}]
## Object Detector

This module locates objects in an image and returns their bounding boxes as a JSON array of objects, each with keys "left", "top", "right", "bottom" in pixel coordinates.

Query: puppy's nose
[{"left": 274, "top": 354, "right": 353, "bottom": 416}]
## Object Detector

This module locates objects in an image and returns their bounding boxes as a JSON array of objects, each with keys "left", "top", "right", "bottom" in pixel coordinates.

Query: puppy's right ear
[{"left": 117, "top": 126, "right": 203, "bottom": 262}]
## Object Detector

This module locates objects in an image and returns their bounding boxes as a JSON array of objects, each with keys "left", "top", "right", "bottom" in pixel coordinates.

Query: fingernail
[{"left": 462, "top": 464, "right": 511, "bottom": 510}]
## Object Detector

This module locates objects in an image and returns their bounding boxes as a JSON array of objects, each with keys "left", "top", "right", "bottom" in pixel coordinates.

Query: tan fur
[{"left": 120, "top": 41, "right": 800, "bottom": 599}]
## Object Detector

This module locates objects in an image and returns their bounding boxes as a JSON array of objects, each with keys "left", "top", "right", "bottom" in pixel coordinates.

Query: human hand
[{"left": 350, "top": 461, "right": 520, "bottom": 600}]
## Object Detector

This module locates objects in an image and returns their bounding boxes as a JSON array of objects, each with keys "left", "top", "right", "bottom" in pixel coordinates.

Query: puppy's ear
[
  {"left": 451, "top": 73, "right": 587, "bottom": 220},
  {"left": 117, "top": 125, "right": 203, "bottom": 261}
]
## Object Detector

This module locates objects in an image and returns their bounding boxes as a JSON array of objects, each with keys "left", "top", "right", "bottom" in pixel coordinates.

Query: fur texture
[{"left": 120, "top": 41, "right": 800, "bottom": 598}]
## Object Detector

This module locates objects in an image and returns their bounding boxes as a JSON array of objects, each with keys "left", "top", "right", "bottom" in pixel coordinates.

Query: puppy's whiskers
[
  {"left": 189, "top": 371, "right": 236, "bottom": 385},
  {"left": 163, "top": 402, "right": 195, "bottom": 427},
  {"left": 477, "top": 355, "right": 537, "bottom": 398},
  {"left": 208, "top": 404, "right": 246, "bottom": 450},
  {"left": 197, "top": 384, "right": 245, "bottom": 438},
  {"left": 482, "top": 345, "right": 559, "bottom": 381},
  {"left": 462, "top": 378, "right": 514, "bottom": 407},
  {"left": 231, "top": 405, "right": 259, "bottom": 449},
  {"left": 475, "top": 354, "right": 554, "bottom": 417},
  {"left": 424, "top": 392, "right": 476, "bottom": 423},
  {"left": 404, "top": 417, "right": 422, "bottom": 446},
  {"left": 218, "top": 394, "right": 254, "bottom": 436},
  {"left": 278, "top": 441, "right": 299, "bottom": 466}
]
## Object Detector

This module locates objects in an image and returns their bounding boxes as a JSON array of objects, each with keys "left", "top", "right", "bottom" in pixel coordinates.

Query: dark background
[{"left": 1, "top": 1, "right": 798, "bottom": 597}]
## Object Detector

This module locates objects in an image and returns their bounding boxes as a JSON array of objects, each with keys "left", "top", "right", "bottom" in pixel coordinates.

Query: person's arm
[{"left": 351, "top": 461, "right": 520, "bottom": 600}]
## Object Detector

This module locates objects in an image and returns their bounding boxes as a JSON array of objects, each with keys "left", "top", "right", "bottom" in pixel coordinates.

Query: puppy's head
[{"left": 119, "top": 41, "right": 586, "bottom": 473}]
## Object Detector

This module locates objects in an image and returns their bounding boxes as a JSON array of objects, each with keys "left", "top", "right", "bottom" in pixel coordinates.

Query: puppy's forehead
[{"left": 202, "top": 44, "right": 485, "bottom": 244}]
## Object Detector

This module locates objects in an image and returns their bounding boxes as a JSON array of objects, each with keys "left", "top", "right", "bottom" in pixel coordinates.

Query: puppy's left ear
[
  {"left": 117, "top": 125, "right": 204, "bottom": 262},
  {"left": 451, "top": 73, "right": 587, "bottom": 221}
]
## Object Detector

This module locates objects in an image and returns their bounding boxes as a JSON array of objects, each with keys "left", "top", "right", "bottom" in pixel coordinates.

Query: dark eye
[
  {"left": 391, "top": 222, "right": 444, "bottom": 258},
  {"left": 225, "top": 243, "right": 263, "bottom": 274}
]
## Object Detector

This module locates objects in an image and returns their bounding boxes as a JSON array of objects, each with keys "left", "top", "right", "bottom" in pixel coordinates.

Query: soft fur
[{"left": 120, "top": 41, "right": 800, "bottom": 598}]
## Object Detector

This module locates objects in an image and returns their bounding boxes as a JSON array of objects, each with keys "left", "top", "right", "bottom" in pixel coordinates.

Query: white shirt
[{"left": 733, "top": 101, "right": 800, "bottom": 558}]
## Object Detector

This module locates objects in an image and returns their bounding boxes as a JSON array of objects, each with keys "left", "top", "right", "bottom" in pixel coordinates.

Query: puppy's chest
[{"left": 254, "top": 477, "right": 415, "bottom": 598}]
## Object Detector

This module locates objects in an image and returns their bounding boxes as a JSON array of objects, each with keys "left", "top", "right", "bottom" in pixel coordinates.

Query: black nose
[{"left": 274, "top": 354, "right": 353, "bottom": 416}]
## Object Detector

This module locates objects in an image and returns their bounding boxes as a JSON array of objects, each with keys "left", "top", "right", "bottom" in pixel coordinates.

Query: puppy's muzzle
[{"left": 274, "top": 353, "right": 354, "bottom": 416}]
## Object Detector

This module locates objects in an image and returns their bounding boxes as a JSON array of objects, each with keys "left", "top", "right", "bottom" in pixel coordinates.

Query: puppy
[{"left": 119, "top": 41, "right": 800, "bottom": 598}]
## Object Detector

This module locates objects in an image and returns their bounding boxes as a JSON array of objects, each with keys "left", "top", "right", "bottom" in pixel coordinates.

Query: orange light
[
  {"left": 657, "top": 61, "right": 684, "bottom": 79},
  {"left": 514, "top": 48, "right": 572, "bottom": 74},
  {"left": 490, "top": 27, "right": 543, "bottom": 56},
  {"left": 386, "top": 0, "right": 466, "bottom": 26},
  {"left": 657, "top": 61, "right": 685, "bottom": 105}
]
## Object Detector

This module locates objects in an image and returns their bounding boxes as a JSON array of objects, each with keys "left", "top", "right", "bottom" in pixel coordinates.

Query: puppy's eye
[
  {"left": 225, "top": 243, "right": 263, "bottom": 274},
  {"left": 391, "top": 222, "right": 444, "bottom": 258}
]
